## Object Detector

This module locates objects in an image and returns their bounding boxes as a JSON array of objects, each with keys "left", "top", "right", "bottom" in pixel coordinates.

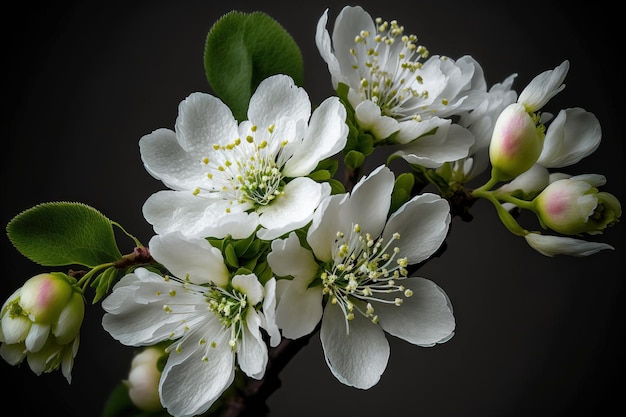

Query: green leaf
[
  {"left": 204, "top": 11, "right": 304, "bottom": 122},
  {"left": 90, "top": 266, "right": 118, "bottom": 304},
  {"left": 224, "top": 243, "right": 239, "bottom": 268},
  {"left": 6, "top": 202, "right": 123, "bottom": 268},
  {"left": 391, "top": 173, "right": 415, "bottom": 213},
  {"left": 308, "top": 169, "right": 331, "bottom": 181},
  {"left": 344, "top": 150, "right": 366, "bottom": 171}
]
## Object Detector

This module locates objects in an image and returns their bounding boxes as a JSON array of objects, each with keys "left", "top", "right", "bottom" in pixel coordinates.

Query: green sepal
[
  {"left": 90, "top": 266, "right": 119, "bottom": 304},
  {"left": 6, "top": 202, "right": 123, "bottom": 268},
  {"left": 308, "top": 170, "right": 332, "bottom": 181},
  {"left": 391, "top": 173, "right": 415, "bottom": 213},
  {"left": 344, "top": 150, "right": 366, "bottom": 171},
  {"left": 327, "top": 178, "right": 346, "bottom": 195},
  {"left": 204, "top": 11, "right": 304, "bottom": 122},
  {"left": 223, "top": 243, "right": 239, "bottom": 268}
]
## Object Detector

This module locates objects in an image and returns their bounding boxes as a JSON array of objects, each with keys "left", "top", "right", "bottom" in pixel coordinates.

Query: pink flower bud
[
  {"left": 534, "top": 177, "right": 622, "bottom": 235},
  {"left": 489, "top": 103, "right": 544, "bottom": 180},
  {"left": 18, "top": 273, "right": 73, "bottom": 324}
]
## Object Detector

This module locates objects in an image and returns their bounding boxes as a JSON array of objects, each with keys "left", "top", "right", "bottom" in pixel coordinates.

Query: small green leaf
[
  {"left": 327, "top": 178, "right": 346, "bottom": 195},
  {"left": 344, "top": 150, "right": 366, "bottom": 171},
  {"left": 391, "top": 173, "right": 415, "bottom": 213},
  {"left": 308, "top": 169, "right": 331, "bottom": 181},
  {"left": 91, "top": 266, "right": 118, "bottom": 304},
  {"left": 6, "top": 202, "right": 123, "bottom": 268},
  {"left": 224, "top": 243, "right": 239, "bottom": 268},
  {"left": 204, "top": 11, "right": 304, "bottom": 122}
]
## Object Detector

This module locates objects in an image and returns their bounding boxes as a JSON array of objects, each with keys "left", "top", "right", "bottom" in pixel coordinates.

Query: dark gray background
[{"left": 1, "top": 1, "right": 624, "bottom": 416}]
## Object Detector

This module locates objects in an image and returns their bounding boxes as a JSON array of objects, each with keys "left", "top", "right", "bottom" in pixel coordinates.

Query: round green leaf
[
  {"left": 204, "top": 11, "right": 304, "bottom": 122},
  {"left": 6, "top": 202, "right": 123, "bottom": 268}
]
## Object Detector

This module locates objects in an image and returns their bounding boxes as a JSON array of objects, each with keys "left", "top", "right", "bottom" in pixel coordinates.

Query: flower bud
[
  {"left": 534, "top": 177, "right": 622, "bottom": 235},
  {"left": 126, "top": 347, "right": 164, "bottom": 411},
  {"left": 489, "top": 103, "right": 544, "bottom": 180},
  {"left": 0, "top": 272, "right": 84, "bottom": 383}
]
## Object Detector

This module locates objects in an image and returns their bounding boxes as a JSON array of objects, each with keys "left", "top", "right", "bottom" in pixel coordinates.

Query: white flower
[
  {"left": 102, "top": 233, "right": 280, "bottom": 417},
  {"left": 316, "top": 5, "right": 483, "bottom": 164},
  {"left": 140, "top": 74, "right": 348, "bottom": 241},
  {"left": 267, "top": 165, "right": 454, "bottom": 389}
]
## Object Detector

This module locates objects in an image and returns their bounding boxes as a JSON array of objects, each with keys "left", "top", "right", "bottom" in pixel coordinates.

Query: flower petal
[
  {"left": 377, "top": 277, "right": 455, "bottom": 346},
  {"left": 139, "top": 128, "right": 206, "bottom": 191},
  {"left": 518, "top": 60, "right": 569, "bottom": 112},
  {"left": 149, "top": 233, "right": 229, "bottom": 286},
  {"left": 393, "top": 122, "right": 474, "bottom": 167},
  {"left": 383, "top": 193, "right": 450, "bottom": 264},
  {"left": 353, "top": 100, "right": 400, "bottom": 141},
  {"left": 320, "top": 303, "right": 389, "bottom": 389},
  {"left": 143, "top": 190, "right": 258, "bottom": 239},
  {"left": 537, "top": 108, "right": 601, "bottom": 168},
  {"left": 174, "top": 92, "right": 239, "bottom": 154},
  {"left": 232, "top": 274, "right": 264, "bottom": 306},
  {"left": 524, "top": 233, "right": 614, "bottom": 257},
  {"left": 307, "top": 194, "right": 347, "bottom": 263},
  {"left": 237, "top": 309, "right": 268, "bottom": 379},
  {"left": 160, "top": 325, "right": 235, "bottom": 417},
  {"left": 248, "top": 74, "right": 311, "bottom": 128},
  {"left": 256, "top": 178, "right": 330, "bottom": 240},
  {"left": 283, "top": 96, "right": 348, "bottom": 177},
  {"left": 342, "top": 165, "right": 394, "bottom": 237}
]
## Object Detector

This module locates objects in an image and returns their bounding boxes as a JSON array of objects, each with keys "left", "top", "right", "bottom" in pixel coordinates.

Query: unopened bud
[
  {"left": 489, "top": 103, "right": 544, "bottom": 180},
  {"left": 534, "top": 177, "right": 622, "bottom": 235},
  {"left": 127, "top": 347, "right": 164, "bottom": 411}
]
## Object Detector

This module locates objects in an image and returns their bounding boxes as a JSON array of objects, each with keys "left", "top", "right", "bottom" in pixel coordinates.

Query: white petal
[
  {"left": 260, "top": 278, "right": 281, "bottom": 347},
  {"left": 142, "top": 190, "right": 257, "bottom": 239},
  {"left": 383, "top": 193, "right": 450, "bottom": 264},
  {"left": 267, "top": 232, "right": 318, "bottom": 280},
  {"left": 0, "top": 343, "right": 25, "bottom": 365},
  {"left": 354, "top": 100, "right": 400, "bottom": 141},
  {"left": 175, "top": 92, "right": 239, "bottom": 153},
  {"left": 237, "top": 309, "right": 268, "bottom": 379},
  {"left": 160, "top": 327, "right": 235, "bottom": 417},
  {"left": 393, "top": 117, "right": 446, "bottom": 144},
  {"left": 24, "top": 323, "right": 49, "bottom": 352},
  {"left": 496, "top": 164, "right": 549, "bottom": 198},
  {"left": 283, "top": 97, "right": 348, "bottom": 176},
  {"left": 102, "top": 269, "right": 198, "bottom": 345},
  {"left": 342, "top": 165, "right": 394, "bottom": 237},
  {"left": 149, "top": 233, "right": 229, "bottom": 286},
  {"left": 307, "top": 194, "right": 347, "bottom": 263},
  {"left": 248, "top": 75, "right": 311, "bottom": 128},
  {"left": 393, "top": 122, "right": 474, "bottom": 167},
  {"left": 524, "top": 233, "right": 614, "bottom": 257},
  {"left": 256, "top": 178, "right": 330, "bottom": 240},
  {"left": 315, "top": 9, "right": 343, "bottom": 88},
  {"left": 537, "top": 108, "right": 601, "bottom": 168},
  {"left": 331, "top": 6, "right": 376, "bottom": 88},
  {"left": 232, "top": 274, "right": 264, "bottom": 306},
  {"left": 268, "top": 234, "right": 323, "bottom": 339},
  {"left": 518, "top": 60, "right": 569, "bottom": 112},
  {"left": 320, "top": 303, "right": 389, "bottom": 389},
  {"left": 139, "top": 128, "right": 205, "bottom": 190},
  {"left": 377, "top": 277, "right": 455, "bottom": 346}
]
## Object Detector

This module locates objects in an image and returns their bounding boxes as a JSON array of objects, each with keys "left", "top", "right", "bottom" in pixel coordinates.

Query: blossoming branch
[{"left": 1, "top": 4, "right": 621, "bottom": 417}]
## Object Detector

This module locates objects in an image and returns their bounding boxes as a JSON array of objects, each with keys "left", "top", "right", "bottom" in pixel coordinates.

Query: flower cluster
[{"left": 1, "top": 4, "right": 621, "bottom": 417}]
